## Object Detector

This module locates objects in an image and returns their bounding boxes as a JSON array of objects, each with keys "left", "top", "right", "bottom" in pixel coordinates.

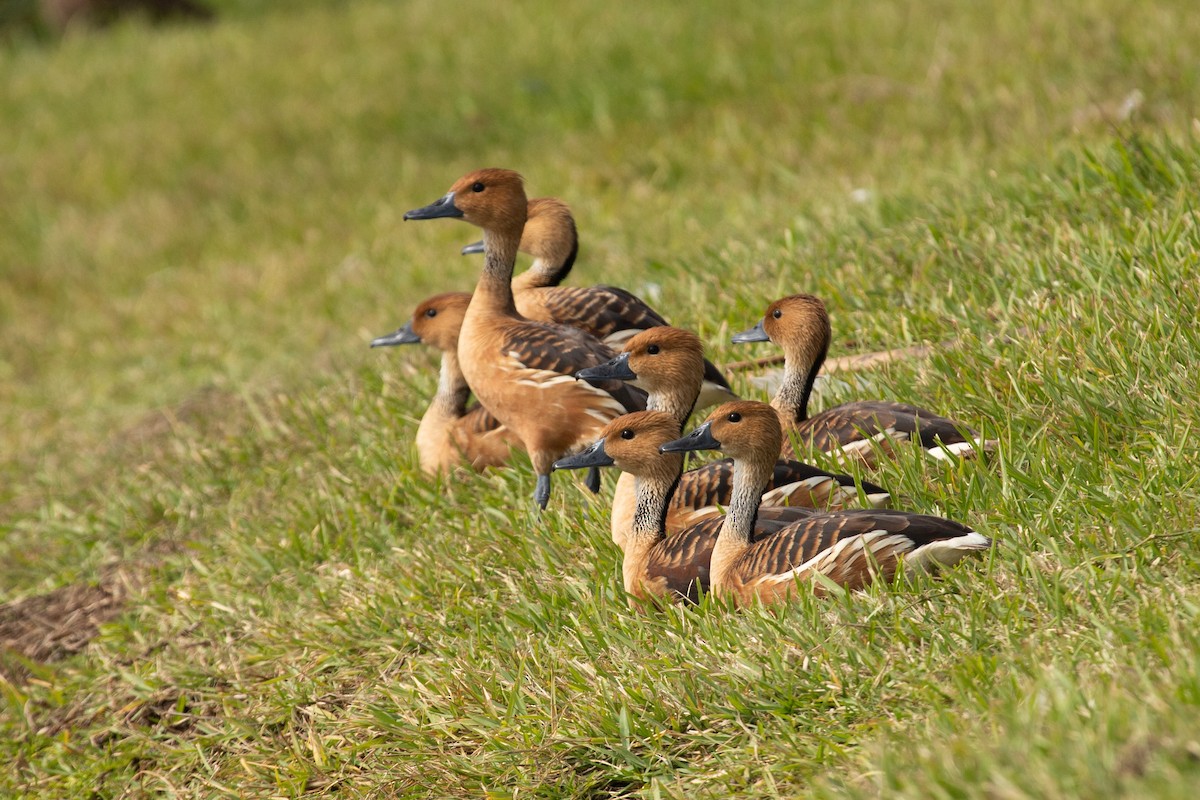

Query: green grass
[{"left": 3, "top": 0, "right": 1200, "bottom": 795}]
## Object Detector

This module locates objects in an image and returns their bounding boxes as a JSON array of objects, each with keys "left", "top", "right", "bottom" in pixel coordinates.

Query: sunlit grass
[{"left": 3, "top": 0, "right": 1200, "bottom": 796}]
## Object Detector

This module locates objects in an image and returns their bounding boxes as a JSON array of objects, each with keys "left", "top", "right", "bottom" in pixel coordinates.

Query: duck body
[
  {"left": 371, "top": 292, "right": 520, "bottom": 474},
  {"left": 454, "top": 307, "right": 643, "bottom": 476},
  {"left": 575, "top": 326, "right": 890, "bottom": 546},
  {"left": 786, "top": 400, "right": 985, "bottom": 464},
  {"left": 554, "top": 411, "right": 818, "bottom": 605},
  {"left": 733, "top": 294, "right": 997, "bottom": 464},
  {"left": 711, "top": 508, "right": 989, "bottom": 605},
  {"left": 405, "top": 170, "right": 645, "bottom": 508},
  {"left": 661, "top": 401, "right": 992, "bottom": 607},
  {"left": 618, "top": 504, "right": 818, "bottom": 604}
]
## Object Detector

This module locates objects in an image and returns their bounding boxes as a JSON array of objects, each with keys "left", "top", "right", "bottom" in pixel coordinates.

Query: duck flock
[{"left": 371, "top": 168, "right": 996, "bottom": 608}]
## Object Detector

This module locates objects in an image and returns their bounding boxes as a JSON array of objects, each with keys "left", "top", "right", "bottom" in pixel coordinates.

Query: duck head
[
  {"left": 370, "top": 292, "right": 471, "bottom": 353},
  {"left": 732, "top": 294, "right": 831, "bottom": 352},
  {"left": 554, "top": 410, "right": 683, "bottom": 480},
  {"left": 405, "top": 168, "right": 529, "bottom": 237},
  {"left": 660, "top": 400, "right": 783, "bottom": 461}
]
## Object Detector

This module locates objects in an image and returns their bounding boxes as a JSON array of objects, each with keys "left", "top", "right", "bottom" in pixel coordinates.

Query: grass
[{"left": 3, "top": 0, "right": 1200, "bottom": 795}]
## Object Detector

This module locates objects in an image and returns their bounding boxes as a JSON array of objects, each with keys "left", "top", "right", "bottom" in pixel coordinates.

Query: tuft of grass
[{"left": 4, "top": 0, "right": 1200, "bottom": 796}]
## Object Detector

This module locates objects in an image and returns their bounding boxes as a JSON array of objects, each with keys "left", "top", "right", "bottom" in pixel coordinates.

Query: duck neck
[
  {"left": 629, "top": 472, "right": 679, "bottom": 544},
  {"left": 724, "top": 458, "right": 772, "bottom": 544},
  {"left": 524, "top": 232, "right": 578, "bottom": 289},
  {"left": 774, "top": 338, "right": 828, "bottom": 425},
  {"left": 710, "top": 455, "right": 773, "bottom": 589},
  {"left": 647, "top": 385, "right": 699, "bottom": 430},
  {"left": 430, "top": 349, "right": 470, "bottom": 418},
  {"left": 416, "top": 350, "right": 471, "bottom": 474},
  {"left": 623, "top": 468, "right": 681, "bottom": 592},
  {"left": 472, "top": 229, "right": 522, "bottom": 316}
]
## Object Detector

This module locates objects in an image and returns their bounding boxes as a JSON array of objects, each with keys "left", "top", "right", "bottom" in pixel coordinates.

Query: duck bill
[
  {"left": 660, "top": 421, "right": 721, "bottom": 454},
  {"left": 575, "top": 352, "right": 636, "bottom": 383},
  {"left": 553, "top": 439, "right": 614, "bottom": 470},
  {"left": 730, "top": 319, "right": 770, "bottom": 344},
  {"left": 370, "top": 322, "right": 421, "bottom": 347},
  {"left": 403, "top": 191, "right": 464, "bottom": 221},
  {"left": 460, "top": 240, "right": 485, "bottom": 255}
]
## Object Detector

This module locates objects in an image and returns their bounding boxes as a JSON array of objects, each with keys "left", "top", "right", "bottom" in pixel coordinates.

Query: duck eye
[
  {"left": 646, "top": 344, "right": 660, "bottom": 355},
  {"left": 425, "top": 308, "right": 437, "bottom": 317},
  {"left": 727, "top": 412, "right": 742, "bottom": 422},
  {"left": 471, "top": 181, "right": 485, "bottom": 193},
  {"left": 772, "top": 309, "right": 782, "bottom": 319},
  {"left": 620, "top": 429, "right": 635, "bottom": 440}
]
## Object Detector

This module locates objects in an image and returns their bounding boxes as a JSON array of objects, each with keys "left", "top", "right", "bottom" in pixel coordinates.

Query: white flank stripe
[
  {"left": 833, "top": 428, "right": 907, "bottom": 458},
  {"left": 865, "top": 492, "right": 892, "bottom": 508},
  {"left": 761, "top": 476, "right": 832, "bottom": 503},
  {"left": 926, "top": 439, "right": 988, "bottom": 461},
  {"left": 904, "top": 531, "right": 991, "bottom": 572},
  {"left": 760, "top": 530, "right": 910, "bottom": 587}
]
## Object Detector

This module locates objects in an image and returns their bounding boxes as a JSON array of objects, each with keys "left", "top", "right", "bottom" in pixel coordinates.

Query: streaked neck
[
  {"left": 629, "top": 472, "right": 678, "bottom": 545},
  {"left": 624, "top": 469, "right": 681, "bottom": 594},
  {"left": 430, "top": 350, "right": 470, "bottom": 417},
  {"left": 720, "top": 457, "right": 772, "bottom": 547},
  {"left": 775, "top": 341, "right": 826, "bottom": 424},
  {"left": 473, "top": 229, "right": 521, "bottom": 315},
  {"left": 709, "top": 454, "right": 773, "bottom": 594},
  {"left": 647, "top": 385, "right": 699, "bottom": 429}
]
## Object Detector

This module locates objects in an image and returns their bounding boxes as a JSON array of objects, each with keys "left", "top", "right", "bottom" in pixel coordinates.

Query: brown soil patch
[{"left": 0, "top": 568, "right": 137, "bottom": 681}]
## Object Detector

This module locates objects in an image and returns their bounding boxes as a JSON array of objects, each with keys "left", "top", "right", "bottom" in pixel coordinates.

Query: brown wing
[
  {"left": 530, "top": 285, "right": 670, "bottom": 341},
  {"left": 800, "top": 401, "right": 980, "bottom": 453},
  {"left": 666, "top": 458, "right": 887, "bottom": 525},
  {"left": 738, "top": 509, "right": 977, "bottom": 592},
  {"left": 642, "top": 511, "right": 813, "bottom": 602},
  {"left": 498, "top": 320, "right": 648, "bottom": 413}
]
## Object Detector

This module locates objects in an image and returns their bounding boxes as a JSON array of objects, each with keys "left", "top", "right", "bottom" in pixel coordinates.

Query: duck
[
  {"left": 462, "top": 196, "right": 732, "bottom": 408},
  {"left": 660, "top": 401, "right": 992, "bottom": 606},
  {"left": 553, "top": 410, "right": 824, "bottom": 605},
  {"left": 404, "top": 169, "right": 646, "bottom": 509},
  {"left": 575, "top": 326, "right": 890, "bottom": 544},
  {"left": 370, "top": 292, "right": 521, "bottom": 475},
  {"left": 732, "top": 294, "right": 997, "bottom": 464}
]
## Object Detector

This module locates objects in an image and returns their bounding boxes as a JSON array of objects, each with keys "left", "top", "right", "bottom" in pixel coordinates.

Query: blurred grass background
[{"left": 3, "top": 0, "right": 1200, "bottom": 796}]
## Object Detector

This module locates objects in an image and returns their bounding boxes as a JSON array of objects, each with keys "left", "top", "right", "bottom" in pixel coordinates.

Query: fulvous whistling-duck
[
  {"left": 732, "top": 294, "right": 997, "bottom": 464},
  {"left": 661, "top": 401, "right": 992, "bottom": 607},
  {"left": 371, "top": 292, "right": 521, "bottom": 474},
  {"left": 404, "top": 169, "right": 645, "bottom": 509},
  {"left": 463, "top": 196, "right": 732, "bottom": 408},
  {"left": 576, "top": 327, "right": 890, "bottom": 544},
  {"left": 554, "top": 411, "right": 822, "bottom": 604}
]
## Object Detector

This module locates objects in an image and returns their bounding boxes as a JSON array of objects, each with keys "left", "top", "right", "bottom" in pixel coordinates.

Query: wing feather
[
  {"left": 737, "top": 509, "right": 982, "bottom": 593},
  {"left": 498, "top": 322, "right": 647, "bottom": 413},
  {"left": 803, "top": 401, "right": 981, "bottom": 453},
  {"left": 533, "top": 285, "right": 670, "bottom": 341}
]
